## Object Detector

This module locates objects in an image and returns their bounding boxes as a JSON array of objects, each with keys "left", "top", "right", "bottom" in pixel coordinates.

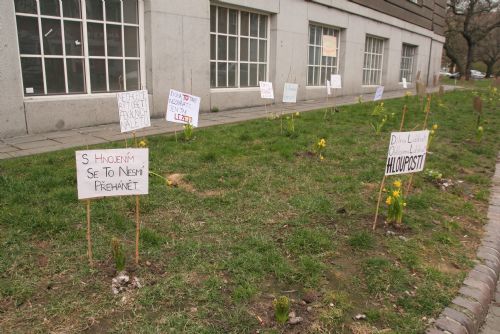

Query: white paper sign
[
  {"left": 331, "top": 74, "right": 342, "bottom": 89},
  {"left": 166, "top": 89, "right": 200, "bottom": 127},
  {"left": 402, "top": 78, "right": 408, "bottom": 89},
  {"left": 259, "top": 81, "right": 274, "bottom": 99},
  {"left": 282, "top": 83, "right": 298, "bottom": 103},
  {"left": 326, "top": 80, "right": 331, "bottom": 95},
  {"left": 322, "top": 35, "right": 337, "bottom": 57},
  {"left": 76, "top": 148, "right": 149, "bottom": 200},
  {"left": 374, "top": 86, "right": 385, "bottom": 101},
  {"left": 117, "top": 90, "right": 150, "bottom": 133},
  {"left": 385, "top": 131, "right": 429, "bottom": 176}
]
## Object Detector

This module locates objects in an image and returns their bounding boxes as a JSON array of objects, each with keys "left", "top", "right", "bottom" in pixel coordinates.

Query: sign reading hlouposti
[
  {"left": 76, "top": 148, "right": 149, "bottom": 199},
  {"left": 385, "top": 130, "right": 429, "bottom": 176}
]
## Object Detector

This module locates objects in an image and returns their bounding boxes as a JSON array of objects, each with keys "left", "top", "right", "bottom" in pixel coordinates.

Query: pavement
[{"left": 0, "top": 86, "right": 453, "bottom": 160}]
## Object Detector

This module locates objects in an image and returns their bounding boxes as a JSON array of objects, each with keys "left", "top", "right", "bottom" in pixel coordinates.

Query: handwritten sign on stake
[
  {"left": 374, "top": 86, "right": 385, "bottom": 101},
  {"left": 259, "top": 81, "right": 274, "bottom": 99},
  {"left": 76, "top": 148, "right": 149, "bottom": 200},
  {"left": 385, "top": 131, "right": 430, "bottom": 176},
  {"left": 166, "top": 89, "right": 200, "bottom": 127},
  {"left": 331, "top": 74, "right": 342, "bottom": 89},
  {"left": 283, "top": 83, "right": 298, "bottom": 103},
  {"left": 117, "top": 90, "right": 150, "bottom": 133}
]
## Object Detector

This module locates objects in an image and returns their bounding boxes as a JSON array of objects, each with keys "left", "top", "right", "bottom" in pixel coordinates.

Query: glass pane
[
  {"left": 64, "top": 21, "right": 83, "bottom": 56},
  {"left": 228, "top": 62, "right": 236, "bottom": 87},
  {"left": 217, "top": 62, "right": 227, "bottom": 87},
  {"left": 314, "top": 46, "right": 320, "bottom": 65},
  {"left": 89, "top": 59, "right": 106, "bottom": 92},
  {"left": 315, "top": 27, "right": 321, "bottom": 45},
  {"left": 240, "top": 63, "right": 248, "bottom": 87},
  {"left": 210, "top": 6, "right": 216, "bottom": 33},
  {"left": 42, "top": 19, "right": 63, "bottom": 55},
  {"left": 67, "top": 58, "right": 85, "bottom": 93},
  {"left": 62, "top": 0, "right": 81, "bottom": 18},
  {"left": 308, "top": 46, "right": 314, "bottom": 65},
  {"left": 259, "top": 15, "right": 267, "bottom": 38},
  {"left": 40, "top": 0, "right": 60, "bottom": 16},
  {"left": 218, "top": 35, "right": 227, "bottom": 61},
  {"left": 45, "top": 58, "right": 65, "bottom": 94},
  {"left": 229, "top": 9, "right": 237, "bottom": 35},
  {"left": 16, "top": 16, "right": 40, "bottom": 55},
  {"left": 107, "top": 25, "right": 122, "bottom": 57},
  {"left": 250, "top": 39, "right": 257, "bottom": 62},
  {"left": 228, "top": 37, "right": 237, "bottom": 61},
  {"left": 240, "top": 38, "right": 248, "bottom": 61},
  {"left": 86, "top": 0, "right": 103, "bottom": 20},
  {"left": 126, "top": 60, "right": 139, "bottom": 90},
  {"left": 250, "top": 13, "right": 258, "bottom": 37},
  {"left": 218, "top": 7, "right": 227, "bottom": 34},
  {"left": 124, "top": 26, "right": 139, "bottom": 57},
  {"left": 14, "top": 0, "right": 37, "bottom": 14},
  {"left": 87, "top": 23, "right": 104, "bottom": 56},
  {"left": 307, "top": 66, "right": 313, "bottom": 86},
  {"left": 313, "top": 67, "right": 320, "bottom": 85},
  {"left": 241, "top": 12, "right": 249, "bottom": 36},
  {"left": 320, "top": 67, "right": 325, "bottom": 85},
  {"left": 249, "top": 64, "right": 257, "bottom": 86},
  {"left": 259, "top": 40, "right": 266, "bottom": 62},
  {"left": 21, "top": 57, "right": 43, "bottom": 95},
  {"left": 210, "top": 62, "right": 216, "bottom": 87},
  {"left": 210, "top": 35, "right": 216, "bottom": 60},
  {"left": 108, "top": 59, "right": 123, "bottom": 91},
  {"left": 106, "top": 0, "right": 122, "bottom": 22},
  {"left": 258, "top": 64, "right": 266, "bottom": 81},
  {"left": 123, "top": 0, "right": 138, "bottom": 24}
]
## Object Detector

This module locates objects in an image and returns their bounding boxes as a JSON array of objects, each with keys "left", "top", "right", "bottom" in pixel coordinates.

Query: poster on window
[
  {"left": 282, "top": 83, "right": 299, "bottom": 103},
  {"left": 385, "top": 131, "right": 429, "bottom": 176},
  {"left": 402, "top": 78, "right": 408, "bottom": 89},
  {"left": 117, "top": 90, "right": 150, "bottom": 133},
  {"left": 75, "top": 148, "right": 149, "bottom": 200},
  {"left": 374, "top": 86, "right": 385, "bottom": 101},
  {"left": 330, "top": 74, "right": 342, "bottom": 89},
  {"left": 259, "top": 81, "right": 274, "bottom": 99},
  {"left": 166, "top": 89, "right": 200, "bottom": 127},
  {"left": 326, "top": 80, "right": 331, "bottom": 95},
  {"left": 322, "top": 35, "right": 337, "bottom": 57}
]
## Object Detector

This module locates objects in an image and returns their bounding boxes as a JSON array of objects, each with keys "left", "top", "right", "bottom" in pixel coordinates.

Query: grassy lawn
[{"left": 1, "top": 83, "right": 499, "bottom": 333}]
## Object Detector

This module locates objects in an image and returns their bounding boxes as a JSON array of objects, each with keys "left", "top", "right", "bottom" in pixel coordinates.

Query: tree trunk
[
  {"left": 465, "top": 40, "right": 475, "bottom": 81},
  {"left": 485, "top": 61, "right": 494, "bottom": 78}
]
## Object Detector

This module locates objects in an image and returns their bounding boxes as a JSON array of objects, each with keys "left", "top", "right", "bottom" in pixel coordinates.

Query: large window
[
  {"left": 210, "top": 5, "right": 268, "bottom": 88},
  {"left": 400, "top": 44, "right": 417, "bottom": 82},
  {"left": 307, "top": 24, "right": 340, "bottom": 86},
  {"left": 14, "top": 0, "right": 141, "bottom": 96},
  {"left": 362, "top": 36, "right": 385, "bottom": 86}
]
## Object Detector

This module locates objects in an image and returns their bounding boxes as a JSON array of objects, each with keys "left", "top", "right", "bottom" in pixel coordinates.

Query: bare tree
[
  {"left": 448, "top": 0, "right": 500, "bottom": 79},
  {"left": 476, "top": 27, "right": 500, "bottom": 77}
]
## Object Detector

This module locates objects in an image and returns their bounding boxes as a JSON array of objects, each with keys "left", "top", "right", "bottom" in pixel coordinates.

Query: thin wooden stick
[
  {"left": 135, "top": 195, "right": 140, "bottom": 265},
  {"left": 86, "top": 199, "right": 93, "bottom": 266},
  {"left": 174, "top": 130, "right": 178, "bottom": 142},
  {"left": 372, "top": 175, "right": 387, "bottom": 230}
]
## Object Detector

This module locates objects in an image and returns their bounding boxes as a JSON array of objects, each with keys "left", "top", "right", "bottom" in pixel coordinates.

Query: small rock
[
  {"left": 353, "top": 314, "right": 367, "bottom": 320},
  {"left": 289, "top": 316, "right": 303, "bottom": 325},
  {"left": 386, "top": 231, "right": 396, "bottom": 236},
  {"left": 399, "top": 236, "right": 409, "bottom": 242},
  {"left": 336, "top": 207, "right": 347, "bottom": 214},
  {"left": 302, "top": 291, "right": 318, "bottom": 303},
  {"left": 299, "top": 300, "right": 306, "bottom": 306},
  {"left": 288, "top": 311, "right": 296, "bottom": 318},
  {"left": 307, "top": 306, "right": 313, "bottom": 312},
  {"left": 145, "top": 261, "right": 151, "bottom": 266},
  {"left": 190, "top": 307, "right": 198, "bottom": 313}
]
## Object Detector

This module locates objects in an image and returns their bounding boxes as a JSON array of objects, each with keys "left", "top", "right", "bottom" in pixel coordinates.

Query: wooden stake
[
  {"left": 135, "top": 195, "right": 140, "bottom": 265},
  {"left": 86, "top": 199, "right": 93, "bottom": 266}
]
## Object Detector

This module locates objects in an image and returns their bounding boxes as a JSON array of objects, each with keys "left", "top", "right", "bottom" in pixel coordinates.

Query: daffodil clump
[
  {"left": 183, "top": 123, "right": 194, "bottom": 141},
  {"left": 385, "top": 180, "right": 406, "bottom": 225},
  {"left": 428, "top": 124, "right": 438, "bottom": 149},
  {"left": 138, "top": 139, "right": 147, "bottom": 148},
  {"left": 284, "top": 114, "right": 296, "bottom": 137},
  {"left": 314, "top": 138, "right": 327, "bottom": 161},
  {"left": 357, "top": 95, "right": 364, "bottom": 104},
  {"left": 370, "top": 102, "right": 392, "bottom": 134},
  {"left": 477, "top": 126, "right": 484, "bottom": 142},
  {"left": 273, "top": 296, "right": 290, "bottom": 324}
]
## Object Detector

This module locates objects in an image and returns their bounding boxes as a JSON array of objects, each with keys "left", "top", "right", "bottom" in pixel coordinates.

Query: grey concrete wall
[{"left": 0, "top": 0, "right": 27, "bottom": 137}]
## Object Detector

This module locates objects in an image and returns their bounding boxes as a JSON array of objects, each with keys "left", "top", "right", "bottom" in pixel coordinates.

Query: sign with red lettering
[
  {"left": 385, "top": 131, "right": 429, "bottom": 176},
  {"left": 75, "top": 148, "right": 149, "bottom": 199},
  {"left": 166, "top": 89, "right": 200, "bottom": 127},
  {"left": 117, "top": 90, "right": 150, "bottom": 133}
]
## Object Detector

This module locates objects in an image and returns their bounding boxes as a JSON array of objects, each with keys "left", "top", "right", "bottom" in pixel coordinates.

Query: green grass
[{"left": 0, "top": 85, "right": 499, "bottom": 333}]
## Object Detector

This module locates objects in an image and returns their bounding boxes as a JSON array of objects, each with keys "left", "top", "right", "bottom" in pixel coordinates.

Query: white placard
[
  {"left": 374, "top": 86, "right": 385, "bottom": 101},
  {"left": 76, "top": 148, "right": 149, "bottom": 200},
  {"left": 117, "top": 90, "right": 150, "bottom": 133},
  {"left": 326, "top": 80, "right": 331, "bottom": 95},
  {"left": 282, "top": 83, "right": 298, "bottom": 103},
  {"left": 402, "top": 78, "right": 408, "bottom": 89},
  {"left": 166, "top": 89, "right": 200, "bottom": 127},
  {"left": 385, "top": 131, "right": 429, "bottom": 176},
  {"left": 259, "top": 81, "right": 274, "bottom": 99},
  {"left": 330, "top": 74, "right": 342, "bottom": 89},
  {"left": 322, "top": 35, "right": 337, "bottom": 57}
]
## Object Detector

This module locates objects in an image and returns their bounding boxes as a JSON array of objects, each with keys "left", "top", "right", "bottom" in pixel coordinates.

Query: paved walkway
[
  {"left": 0, "top": 86, "right": 455, "bottom": 160},
  {"left": 480, "top": 280, "right": 500, "bottom": 333}
]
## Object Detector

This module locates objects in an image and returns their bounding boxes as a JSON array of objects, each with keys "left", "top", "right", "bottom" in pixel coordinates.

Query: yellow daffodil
[
  {"left": 295, "top": 112, "right": 300, "bottom": 117},
  {"left": 386, "top": 196, "right": 393, "bottom": 205},
  {"left": 403, "top": 202, "right": 407, "bottom": 207},
  {"left": 478, "top": 126, "right": 484, "bottom": 132},
  {"left": 383, "top": 188, "right": 387, "bottom": 192},
  {"left": 166, "top": 179, "right": 173, "bottom": 187},
  {"left": 405, "top": 91, "right": 412, "bottom": 97},
  {"left": 431, "top": 130, "right": 435, "bottom": 135},
  {"left": 392, "top": 190, "right": 400, "bottom": 198},
  {"left": 393, "top": 180, "right": 402, "bottom": 188},
  {"left": 320, "top": 154, "right": 324, "bottom": 161},
  {"left": 432, "top": 124, "right": 438, "bottom": 130},
  {"left": 139, "top": 140, "right": 147, "bottom": 148}
]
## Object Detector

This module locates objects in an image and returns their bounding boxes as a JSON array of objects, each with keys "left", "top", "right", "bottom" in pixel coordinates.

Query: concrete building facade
[{"left": 1, "top": 0, "right": 446, "bottom": 137}]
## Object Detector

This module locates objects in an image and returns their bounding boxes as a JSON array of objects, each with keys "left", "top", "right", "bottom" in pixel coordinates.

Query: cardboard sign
[
  {"left": 117, "top": 90, "right": 150, "bottom": 133},
  {"left": 166, "top": 89, "right": 200, "bottom": 127},
  {"left": 76, "top": 148, "right": 149, "bottom": 200},
  {"left": 385, "top": 131, "right": 429, "bottom": 176},
  {"left": 259, "top": 81, "right": 274, "bottom": 99},
  {"left": 374, "top": 86, "right": 384, "bottom": 101},
  {"left": 402, "top": 78, "right": 408, "bottom": 89},
  {"left": 283, "top": 83, "right": 298, "bottom": 103},
  {"left": 326, "top": 80, "right": 331, "bottom": 95},
  {"left": 322, "top": 35, "right": 337, "bottom": 57},
  {"left": 331, "top": 74, "right": 342, "bottom": 89}
]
